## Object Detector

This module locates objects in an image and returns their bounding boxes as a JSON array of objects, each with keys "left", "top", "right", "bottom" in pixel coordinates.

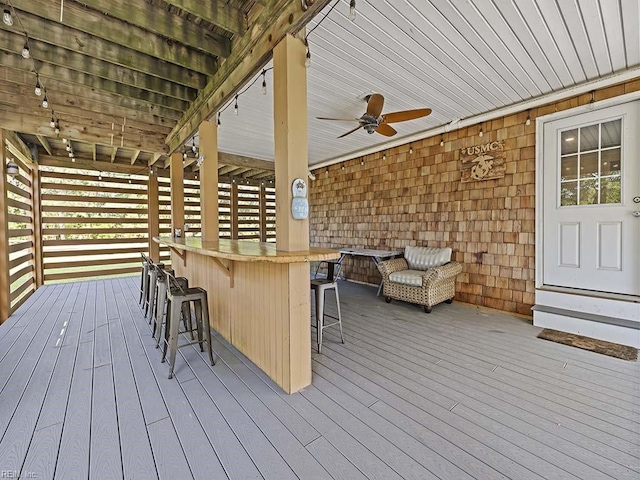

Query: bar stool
[
  {"left": 311, "top": 262, "right": 345, "bottom": 354},
  {"left": 161, "top": 271, "right": 215, "bottom": 379},
  {"left": 147, "top": 263, "right": 175, "bottom": 326},
  {"left": 139, "top": 253, "right": 151, "bottom": 305},
  {"left": 153, "top": 270, "right": 190, "bottom": 347}
]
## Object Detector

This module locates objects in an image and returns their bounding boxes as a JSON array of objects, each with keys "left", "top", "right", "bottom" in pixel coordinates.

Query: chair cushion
[
  {"left": 389, "top": 269, "right": 424, "bottom": 287},
  {"left": 404, "top": 246, "right": 451, "bottom": 271}
]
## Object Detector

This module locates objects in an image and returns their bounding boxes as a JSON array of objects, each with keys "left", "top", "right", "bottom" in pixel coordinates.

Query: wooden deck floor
[{"left": 0, "top": 277, "right": 638, "bottom": 480}]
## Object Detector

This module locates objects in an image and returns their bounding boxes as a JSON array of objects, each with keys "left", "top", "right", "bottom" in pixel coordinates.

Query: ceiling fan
[{"left": 317, "top": 93, "right": 431, "bottom": 138}]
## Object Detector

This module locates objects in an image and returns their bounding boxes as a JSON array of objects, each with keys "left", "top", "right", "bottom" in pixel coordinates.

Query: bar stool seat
[
  {"left": 310, "top": 277, "right": 344, "bottom": 354},
  {"left": 161, "top": 272, "right": 215, "bottom": 379}
]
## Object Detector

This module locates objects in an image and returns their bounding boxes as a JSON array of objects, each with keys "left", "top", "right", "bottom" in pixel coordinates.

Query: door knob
[{"left": 633, "top": 211, "right": 640, "bottom": 217}]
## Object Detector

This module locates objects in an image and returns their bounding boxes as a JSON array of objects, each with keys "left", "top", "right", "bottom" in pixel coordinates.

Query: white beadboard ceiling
[{"left": 216, "top": 0, "right": 640, "bottom": 167}]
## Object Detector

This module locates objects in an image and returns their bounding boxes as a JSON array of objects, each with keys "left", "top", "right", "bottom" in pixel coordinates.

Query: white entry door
[{"left": 542, "top": 101, "right": 640, "bottom": 296}]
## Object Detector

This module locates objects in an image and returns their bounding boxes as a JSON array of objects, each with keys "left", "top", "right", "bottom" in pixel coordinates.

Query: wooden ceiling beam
[
  {"left": 92, "top": 144, "right": 97, "bottom": 161},
  {"left": 166, "top": 0, "right": 333, "bottom": 151},
  {"left": 67, "top": 0, "right": 230, "bottom": 57},
  {"left": 8, "top": 0, "right": 219, "bottom": 75},
  {"left": 0, "top": 107, "right": 168, "bottom": 153},
  {"left": 0, "top": 53, "right": 190, "bottom": 112},
  {"left": 111, "top": 147, "right": 119, "bottom": 163},
  {"left": 0, "top": 13, "right": 208, "bottom": 89},
  {"left": 218, "top": 165, "right": 238, "bottom": 175},
  {"left": 149, "top": 153, "right": 163, "bottom": 166},
  {"left": 0, "top": 31, "right": 198, "bottom": 101},
  {"left": 0, "top": 83, "right": 174, "bottom": 135},
  {"left": 39, "top": 155, "right": 176, "bottom": 177},
  {"left": 166, "top": 1, "right": 245, "bottom": 35},
  {"left": 130, "top": 150, "right": 141, "bottom": 165},
  {"left": 2, "top": 130, "right": 33, "bottom": 164},
  {"left": 35, "top": 134, "right": 52, "bottom": 155},
  {"left": 219, "top": 152, "right": 275, "bottom": 171},
  {"left": 0, "top": 65, "right": 184, "bottom": 122}
]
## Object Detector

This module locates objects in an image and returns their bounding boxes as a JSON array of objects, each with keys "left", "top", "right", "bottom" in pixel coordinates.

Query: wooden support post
[
  {"left": 170, "top": 152, "right": 184, "bottom": 237},
  {"left": 273, "top": 33, "right": 311, "bottom": 393},
  {"left": 147, "top": 172, "right": 160, "bottom": 261},
  {"left": 31, "top": 166, "right": 44, "bottom": 287},
  {"left": 259, "top": 182, "right": 267, "bottom": 242},
  {"left": 0, "top": 132, "right": 11, "bottom": 323},
  {"left": 198, "top": 120, "right": 219, "bottom": 241},
  {"left": 274, "top": 34, "right": 310, "bottom": 252},
  {"left": 230, "top": 181, "right": 239, "bottom": 240}
]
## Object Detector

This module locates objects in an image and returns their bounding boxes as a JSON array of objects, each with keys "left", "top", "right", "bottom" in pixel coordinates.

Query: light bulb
[
  {"left": 361, "top": 159, "right": 364, "bottom": 165},
  {"left": 191, "top": 144, "right": 197, "bottom": 153},
  {"left": 66, "top": 144, "right": 70, "bottom": 151},
  {"left": 68, "top": 151, "right": 73, "bottom": 157},
  {"left": 383, "top": 152, "right": 386, "bottom": 160},
  {"left": 479, "top": 127, "right": 483, "bottom": 137},
  {"left": 62, "top": 138, "right": 67, "bottom": 144},
  {"left": 22, "top": 43, "right": 30, "bottom": 59},
  {"left": 3, "top": 9, "right": 13, "bottom": 26},
  {"left": 349, "top": 0, "right": 356, "bottom": 21},
  {"left": 525, "top": 116, "right": 531, "bottom": 126},
  {"left": 261, "top": 70, "right": 267, "bottom": 95},
  {"left": 409, "top": 144, "right": 413, "bottom": 154},
  {"left": 50, "top": 117, "right": 56, "bottom": 128},
  {"left": 305, "top": 49, "right": 311, "bottom": 68},
  {"left": 183, "top": 152, "right": 187, "bottom": 160},
  {"left": 98, "top": 174, "right": 102, "bottom": 181},
  {"left": 440, "top": 139, "right": 444, "bottom": 147},
  {"left": 129, "top": 179, "right": 132, "bottom": 184},
  {"left": 234, "top": 95, "right": 238, "bottom": 115},
  {"left": 34, "top": 78, "right": 42, "bottom": 96},
  {"left": 217, "top": 112, "right": 221, "bottom": 127},
  {"left": 71, "top": 157, "right": 75, "bottom": 163},
  {"left": 42, "top": 95, "right": 49, "bottom": 109},
  {"left": 55, "top": 120, "right": 60, "bottom": 135}
]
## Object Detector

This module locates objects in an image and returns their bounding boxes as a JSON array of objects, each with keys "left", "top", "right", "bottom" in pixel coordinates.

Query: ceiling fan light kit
[{"left": 317, "top": 93, "right": 431, "bottom": 138}]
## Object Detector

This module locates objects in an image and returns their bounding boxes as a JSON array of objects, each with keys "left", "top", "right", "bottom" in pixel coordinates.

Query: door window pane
[
  {"left": 601, "top": 148, "right": 621, "bottom": 176},
  {"left": 580, "top": 124, "right": 599, "bottom": 151},
  {"left": 580, "top": 152, "right": 598, "bottom": 179},
  {"left": 561, "top": 181, "right": 578, "bottom": 206},
  {"left": 561, "top": 155, "right": 578, "bottom": 180},
  {"left": 579, "top": 179, "right": 598, "bottom": 205},
  {"left": 601, "top": 119, "right": 621, "bottom": 148},
  {"left": 559, "top": 118, "right": 623, "bottom": 207},
  {"left": 600, "top": 176, "right": 621, "bottom": 204},
  {"left": 561, "top": 129, "right": 578, "bottom": 155}
]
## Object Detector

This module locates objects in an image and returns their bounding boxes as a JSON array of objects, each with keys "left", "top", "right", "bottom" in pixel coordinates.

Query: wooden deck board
[
  {"left": 0, "top": 277, "right": 637, "bottom": 479},
  {"left": 331, "top": 314, "right": 640, "bottom": 460}
]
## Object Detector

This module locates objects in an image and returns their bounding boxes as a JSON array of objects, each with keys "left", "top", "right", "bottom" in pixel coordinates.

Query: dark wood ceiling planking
[{"left": 0, "top": 0, "right": 258, "bottom": 170}]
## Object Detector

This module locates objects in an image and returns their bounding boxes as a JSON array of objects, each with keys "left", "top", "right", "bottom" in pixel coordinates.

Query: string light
[
  {"left": 305, "top": 41, "right": 311, "bottom": 68},
  {"left": 261, "top": 70, "right": 267, "bottom": 95},
  {"left": 440, "top": 134, "right": 444, "bottom": 147},
  {"left": 41, "top": 89, "right": 49, "bottom": 109},
  {"left": 34, "top": 74, "right": 41, "bottom": 96},
  {"left": 191, "top": 137, "right": 197, "bottom": 153},
  {"left": 50, "top": 114, "right": 56, "bottom": 129},
  {"left": 525, "top": 110, "right": 531, "bottom": 126},
  {"left": 361, "top": 158, "right": 364, "bottom": 166},
  {"left": 325, "top": 167, "right": 329, "bottom": 177},
  {"left": 3, "top": 8, "right": 13, "bottom": 26},
  {"left": 349, "top": 0, "right": 356, "bottom": 21},
  {"left": 409, "top": 143, "right": 413, "bottom": 154},
  {"left": 478, "top": 123, "right": 483, "bottom": 137},
  {"left": 217, "top": 112, "right": 221, "bottom": 127},
  {"left": 234, "top": 94, "right": 239, "bottom": 115},
  {"left": 382, "top": 152, "right": 386, "bottom": 160},
  {"left": 21, "top": 41, "right": 30, "bottom": 59},
  {"left": 54, "top": 119, "right": 60, "bottom": 135},
  {"left": 98, "top": 172, "right": 102, "bottom": 181}
]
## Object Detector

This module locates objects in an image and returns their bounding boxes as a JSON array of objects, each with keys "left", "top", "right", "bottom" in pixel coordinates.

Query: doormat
[{"left": 537, "top": 329, "right": 637, "bottom": 361}]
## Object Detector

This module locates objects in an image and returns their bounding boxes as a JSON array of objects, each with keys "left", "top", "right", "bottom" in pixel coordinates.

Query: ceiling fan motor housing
[{"left": 360, "top": 113, "right": 381, "bottom": 133}]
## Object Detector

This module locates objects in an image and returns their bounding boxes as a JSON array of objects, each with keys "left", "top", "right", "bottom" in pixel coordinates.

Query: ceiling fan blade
[
  {"left": 317, "top": 117, "right": 359, "bottom": 122},
  {"left": 376, "top": 123, "right": 397, "bottom": 137},
  {"left": 338, "top": 125, "right": 362, "bottom": 138},
  {"left": 366, "top": 93, "right": 385, "bottom": 118},
  {"left": 382, "top": 108, "right": 432, "bottom": 124}
]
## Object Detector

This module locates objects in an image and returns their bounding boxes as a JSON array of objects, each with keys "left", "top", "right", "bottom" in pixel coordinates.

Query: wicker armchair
[{"left": 377, "top": 246, "right": 463, "bottom": 313}]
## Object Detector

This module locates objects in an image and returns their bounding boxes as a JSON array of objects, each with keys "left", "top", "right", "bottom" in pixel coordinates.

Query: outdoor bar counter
[{"left": 154, "top": 236, "right": 340, "bottom": 393}]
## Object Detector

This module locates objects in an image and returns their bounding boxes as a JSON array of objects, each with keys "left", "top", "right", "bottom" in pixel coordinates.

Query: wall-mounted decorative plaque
[{"left": 460, "top": 140, "right": 506, "bottom": 182}]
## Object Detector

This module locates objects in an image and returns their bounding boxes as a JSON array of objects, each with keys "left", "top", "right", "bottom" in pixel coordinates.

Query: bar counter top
[{"left": 154, "top": 236, "right": 340, "bottom": 264}]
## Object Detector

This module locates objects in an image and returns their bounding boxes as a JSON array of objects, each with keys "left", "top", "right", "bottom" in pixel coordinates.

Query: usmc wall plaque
[{"left": 460, "top": 140, "right": 506, "bottom": 183}]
